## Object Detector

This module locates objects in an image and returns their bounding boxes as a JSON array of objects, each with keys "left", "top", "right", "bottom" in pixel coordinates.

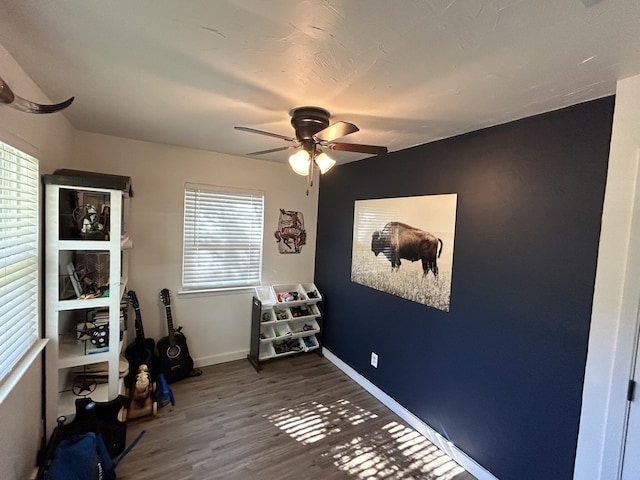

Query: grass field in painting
[{"left": 351, "top": 234, "right": 453, "bottom": 312}]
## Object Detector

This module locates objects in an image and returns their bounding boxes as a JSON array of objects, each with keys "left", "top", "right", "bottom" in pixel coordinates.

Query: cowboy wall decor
[{"left": 275, "top": 209, "right": 306, "bottom": 254}]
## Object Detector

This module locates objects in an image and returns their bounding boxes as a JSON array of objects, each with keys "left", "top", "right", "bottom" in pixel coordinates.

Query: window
[
  {"left": 0, "top": 141, "right": 39, "bottom": 386},
  {"left": 182, "top": 183, "right": 264, "bottom": 290}
]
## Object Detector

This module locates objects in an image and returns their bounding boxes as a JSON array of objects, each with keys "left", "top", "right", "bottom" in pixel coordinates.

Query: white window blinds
[
  {"left": 0, "top": 141, "right": 39, "bottom": 384},
  {"left": 182, "top": 184, "right": 264, "bottom": 290}
]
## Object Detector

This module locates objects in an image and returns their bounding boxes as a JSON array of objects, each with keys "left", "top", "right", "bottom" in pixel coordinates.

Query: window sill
[
  {"left": 0, "top": 338, "right": 48, "bottom": 405},
  {"left": 177, "top": 286, "right": 257, "bottom": 297}
]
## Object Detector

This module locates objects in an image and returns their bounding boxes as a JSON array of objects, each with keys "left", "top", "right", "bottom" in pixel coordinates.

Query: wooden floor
[{"left": 117, "top": 354, "right": 477, "bottom": 480}]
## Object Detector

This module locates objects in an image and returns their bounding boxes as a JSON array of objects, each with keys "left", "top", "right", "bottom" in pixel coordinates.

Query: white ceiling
[{"left": 1, "top": 0, "right": 639, "bottom": 165}]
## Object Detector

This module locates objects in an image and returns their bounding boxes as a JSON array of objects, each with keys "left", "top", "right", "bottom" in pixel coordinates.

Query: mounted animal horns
[{"left": 0, "top": 75, "right": 74, "bottom": 114}]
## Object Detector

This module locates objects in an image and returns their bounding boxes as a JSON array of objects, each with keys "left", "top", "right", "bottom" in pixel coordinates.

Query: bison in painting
[{"left": 371, "top": 222, "right": 443, "bottom": 278}]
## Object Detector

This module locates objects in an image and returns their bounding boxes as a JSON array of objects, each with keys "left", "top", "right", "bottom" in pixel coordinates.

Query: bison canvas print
[{"left": 351, "top": 194, "right": 457, "bottom": 312}]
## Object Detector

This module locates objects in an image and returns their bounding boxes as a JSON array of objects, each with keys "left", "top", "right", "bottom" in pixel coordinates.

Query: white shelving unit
[
  {"left": 248, "top": 283, "right": 323, "bottom": 372},
  {"left": 43, "top": 171, "right": 132, "bottom": 427}
]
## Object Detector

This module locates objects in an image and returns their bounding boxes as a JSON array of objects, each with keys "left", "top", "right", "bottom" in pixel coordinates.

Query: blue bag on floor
[{"left": 48, "top": 432, "right": 115, "bottom": 480}]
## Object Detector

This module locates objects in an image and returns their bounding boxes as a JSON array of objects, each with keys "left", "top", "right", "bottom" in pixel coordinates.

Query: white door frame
[
  {"left": 574, "top": 76, "right": 640, "bottom": 479},
  {"left": 621, "top": 322, "right": 640, "bottom": 479}
]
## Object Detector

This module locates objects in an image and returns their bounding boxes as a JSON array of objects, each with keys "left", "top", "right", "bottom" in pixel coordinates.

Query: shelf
[
  {"left": 58, "top": 382, "right": 105, "bottom": 418},
  {"left": 260, "top": 325, "right": 275, "bottom": 342},
  {"left": 58, "top": 377, "right": 126, "bottom": 419},
  {"left": 288, "top": 303, "right": 320, "bottom": 320},
  {"left": 259, "top": 343, "right": 274, "bottom": 360},
  {"left": 248, "top": 285, "right": 323, "bottom": 372},
  {"left": 58, "top": 297, "right": 111, "bottom": 311},
  {"left": 44, "top": 179, "right": 132, "bottom": 432},
  {"left": 289, "top": 318, "right": 320, "bottom": 337},
  {"left": 44, "top": 169, "right": 131, "bottom": 193},
  {"left": 121, "top": 235, "right": 133, "bottom": 249},
  {"left": 260, "top": 318, "right": 320, "bottom": 344},
  {"left": 301, "top": 334, "right": 319, "bottom": 352},
  {"left": 273, "top": 306, "right": 292, "bottom": 322},
  {"left": 257, "top": 283, "right": 321, "bottom": 306},
  {"left": 301, "top": 283, "right": 322, "bottom": 303},
  {"left": 273, "top": 322, "right": 292, "bottom": 339},
  {"left": 120, "top": 277, "right": 128, "bottom": 301},
  {"left": 58, "top": 339, "right": 124, "bottom": 369},
  {"left": 273, "top": 283, "right": 308, "bottom": 305},
  {"left": 58, "top": 378, "right": 125, "bottom": 421},
  {"left": 260, "top": 304, "right": 318, "bottom": 324},
  {"left": 58, "top": 349, "right": 110, "bottom": 369},
  {"left": 259, "top": 308, "right": 275, "bottom": 324},
  {"left": 272, "top": 337, "right": 304, "bottom": 357},
  {"left": 59, "top": 239, "right": 110, "bottom": 250},
  {"left": 255, "top": 286, "right": 277, "bottom": 306}
]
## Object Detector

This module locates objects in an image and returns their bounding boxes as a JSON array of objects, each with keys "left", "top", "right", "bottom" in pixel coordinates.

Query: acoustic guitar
[
  {"left": 124, "top": 290, "right": 157, "bottom": 388},
  {"left": 157, "top": 288, "right": 200, "bottom": 383}
]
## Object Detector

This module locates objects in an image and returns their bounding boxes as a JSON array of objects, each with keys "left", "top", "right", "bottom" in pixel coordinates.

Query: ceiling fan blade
[
  {"left": 327, "top": 142, "right": 388, "bottom": 155},
  {"left": 314, "top": 121, "right": 359, "bottom": 142},
  {"left": 246, "top": 145, "right": 298, "bottom": 156},
  {"left": 234, "top": 126, "right": 296, "bottom": 142}
]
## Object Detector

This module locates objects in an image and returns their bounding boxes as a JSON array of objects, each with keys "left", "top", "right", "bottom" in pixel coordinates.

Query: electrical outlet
[{"left": 371, "top": 352, "right": 379, "bottom": 368}]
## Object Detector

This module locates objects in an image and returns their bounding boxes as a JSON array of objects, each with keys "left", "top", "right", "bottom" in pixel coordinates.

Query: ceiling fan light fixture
[
  {"left": 289, "top": 149, "right": 310, "bottom": 176},
  {"left": 236, "top": 106, "right": 387, "bottom": 192},
  {"left": 314, "top": 151, "right": 336, "bottom": 174}
]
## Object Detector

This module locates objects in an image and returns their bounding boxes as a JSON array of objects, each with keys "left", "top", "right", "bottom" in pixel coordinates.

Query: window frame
[
  {"left": 0, "top": 140, "right": 47, "bottom": 404},
  {"left": 181, "top": 183, "right": 265, "bottom": 292}
]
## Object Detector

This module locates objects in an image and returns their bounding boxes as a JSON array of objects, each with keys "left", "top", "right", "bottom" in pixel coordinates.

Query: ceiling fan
[{"left": 235, "top": 106, "right": 387, "bottom": 194}]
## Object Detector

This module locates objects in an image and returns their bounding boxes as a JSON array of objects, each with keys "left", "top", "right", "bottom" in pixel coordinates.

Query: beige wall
[
  {"left": 71, "top": 131, "right": 319, "bottom": 366},
  {"left": 0, "top": 44, "right": 74, "bottom": 480}
]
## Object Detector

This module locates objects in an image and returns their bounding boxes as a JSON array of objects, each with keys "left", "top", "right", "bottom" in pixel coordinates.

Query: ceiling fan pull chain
[{"left": 305, "top": 151, "right": 314, "bottom": 196}]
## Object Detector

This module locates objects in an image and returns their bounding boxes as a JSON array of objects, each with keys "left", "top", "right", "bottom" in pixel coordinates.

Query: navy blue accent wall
[{"left": 314, "top": 97, "right": 614, "bottom": 480}]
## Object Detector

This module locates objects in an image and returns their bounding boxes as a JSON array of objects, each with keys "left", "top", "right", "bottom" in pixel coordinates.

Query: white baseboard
[
  {"left": 323, "top": 348, "right": 499, "bottom": 480},
  {"left": 195, "top": 349, "right": 248, "bottom": 367}
]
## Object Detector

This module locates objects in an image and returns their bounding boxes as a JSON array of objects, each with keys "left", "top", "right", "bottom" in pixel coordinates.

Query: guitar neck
[
  {"left": 134, "top": 307, "right": 146, "bottom": 342},
  {"left": 164, "top": 305, "right": 177, "bottom": 346}
]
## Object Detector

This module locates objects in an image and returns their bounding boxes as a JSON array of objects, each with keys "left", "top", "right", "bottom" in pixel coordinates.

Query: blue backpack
[
  {"left": 39, "top": 397, "right": 145, "bottom": 480},
  {"left": 49, "top": 432, "right": 115, "bottom": 480}
]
